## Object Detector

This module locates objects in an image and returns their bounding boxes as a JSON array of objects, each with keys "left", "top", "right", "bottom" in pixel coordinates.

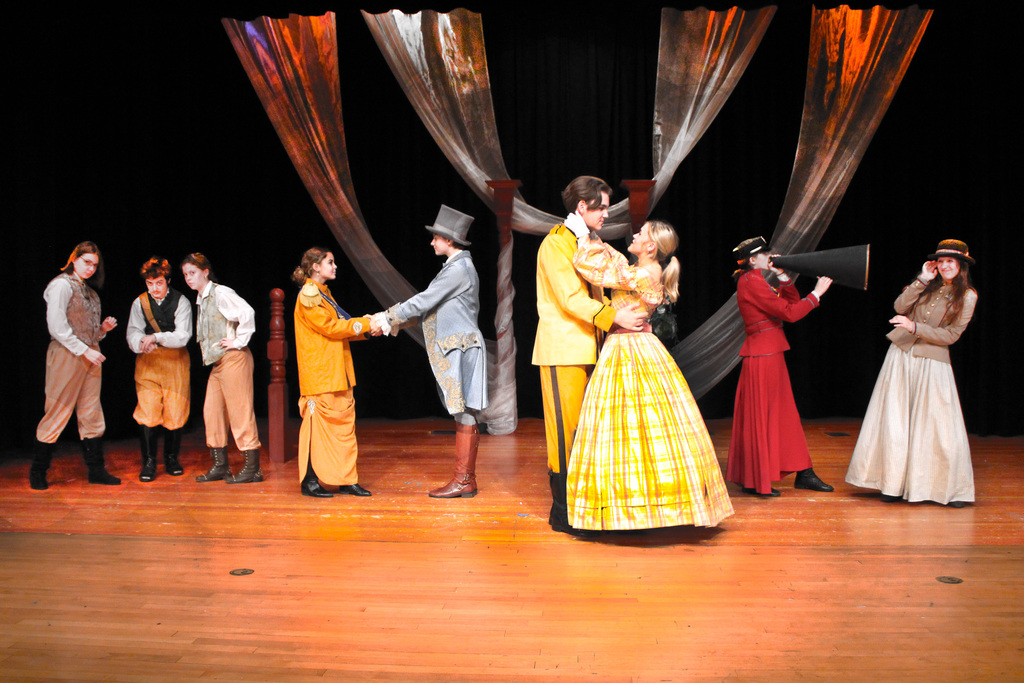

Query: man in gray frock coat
[{"left": 376, "top": 205, "right": 489, "bottom": 497}]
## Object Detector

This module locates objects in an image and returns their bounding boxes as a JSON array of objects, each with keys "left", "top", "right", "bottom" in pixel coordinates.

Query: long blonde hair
[{"left": 645, "top": 220, "right": 680, "bottom": 303}]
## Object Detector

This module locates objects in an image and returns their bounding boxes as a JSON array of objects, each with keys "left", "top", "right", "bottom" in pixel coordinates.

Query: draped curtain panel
[
  {"left": 771, "top": 5, "right": 933, "bottom": 255},
  {"left": 651, "top": 6, "right": 776, "bottom": 210},
  {"left": 360, "top": 7, "right": 774, "bottom": 421},
  {"left": 671, "top": 5, "right": 932, "bottom": 398},
  {"left": 222, "top": 14, "right": 417, "bottom": 312},
  {"left": 361, "top": 9, "right": 526, "bottom": 432},
  {"left": 224, "top": 6, "right": 931, "bottom": 425},
  {"left": 363, "top": 7, "right": 773, "bottom": 239},
  {"left": 363, "top": 8, "right": 637, "bottom": 238},
  {"left": 223, "top": 12, "right": 518, "bottom": 433}
]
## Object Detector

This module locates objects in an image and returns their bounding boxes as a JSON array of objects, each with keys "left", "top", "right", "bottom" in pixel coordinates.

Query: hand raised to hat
[{"left": 919, "top": 261, "right": 937, "bottom": 282}]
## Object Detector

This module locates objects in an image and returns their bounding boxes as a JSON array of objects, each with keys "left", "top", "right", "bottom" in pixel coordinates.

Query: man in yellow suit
[{"left": 533, "top": 176, "right": 646, "bottom": 535}]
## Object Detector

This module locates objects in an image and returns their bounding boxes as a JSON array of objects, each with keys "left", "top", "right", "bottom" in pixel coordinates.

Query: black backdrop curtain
[{"left": 5, "top": 3, "right": 1019, "bottom": 455}]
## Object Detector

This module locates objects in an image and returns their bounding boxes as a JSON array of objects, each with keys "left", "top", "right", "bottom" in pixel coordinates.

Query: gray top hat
[{"left": 426, "top": 205, "right": 474, "bottom": 247}]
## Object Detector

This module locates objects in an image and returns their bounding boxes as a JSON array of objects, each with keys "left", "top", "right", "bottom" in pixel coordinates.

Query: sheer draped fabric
[
  {"left": 222, "top": 14, "right": 417, "bottom": 314},
  {"left": 770, "top": 5, "right": 932, "bottom": 256},
  {"left": 362, "top": 10, "right": 594, "bottom": 238},
  {"left": 363, "top": 7, "right": 774, "bottom": 240},
  {"left": 223, "top": 6, "right": 932, "bottom": 424},
  {"left": 671, "top": 5, "right": 932, "bottom": 398},
  {"left": 652, "top": 7, "right": 776, "bottom": 210},
  {"left": 360, "top": 10, "right": 522, "bottom": 432},
  {"left": 222, "top": 13, "right": 522, "bottom": 431}
]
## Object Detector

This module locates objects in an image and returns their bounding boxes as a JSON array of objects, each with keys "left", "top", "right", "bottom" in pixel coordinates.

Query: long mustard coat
[{"left": 293, "top": 280, "right": 371, "bottom": 397}]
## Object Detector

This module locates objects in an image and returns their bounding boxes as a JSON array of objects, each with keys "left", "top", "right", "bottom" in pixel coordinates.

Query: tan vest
[{"left": 197, "top": 283, "right": 229, "bottom": 366}]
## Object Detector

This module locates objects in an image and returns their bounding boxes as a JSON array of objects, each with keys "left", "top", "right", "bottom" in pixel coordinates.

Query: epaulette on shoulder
[{"left": 299, "top": 282, "right": 322, "bottom": 308}]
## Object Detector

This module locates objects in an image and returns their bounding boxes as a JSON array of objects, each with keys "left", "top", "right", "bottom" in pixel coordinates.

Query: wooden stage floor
[{"left": 1, "top": 417, "right": 1022, "bottom": 681}]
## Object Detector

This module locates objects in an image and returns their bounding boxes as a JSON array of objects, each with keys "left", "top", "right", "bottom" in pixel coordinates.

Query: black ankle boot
[
  {"left": 30, "top": 441, "right": 55, "bottom": 490},
  {"left": 163, "top": 428, "right": 184, "bottom": 476},
  {"left": 82, "top": 437, "right": 121, "bottom": 486},
  {"left": 139, "top": 425, "right": 158, "bottom": 482},
  {"left": 301, "top": 462, "right": 332, "bottom": 498},
  {"left": 794, "top": 468, "right": 833, "bottom": 492}
]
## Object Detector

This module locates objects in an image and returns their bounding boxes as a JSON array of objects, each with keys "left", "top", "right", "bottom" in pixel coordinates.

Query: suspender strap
[{"left": 139, "top": 294, "right": 163, "bottom": 334}]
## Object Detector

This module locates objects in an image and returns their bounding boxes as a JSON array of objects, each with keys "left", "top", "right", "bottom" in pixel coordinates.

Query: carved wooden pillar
[
  {"left": 622, "top": 179, "right": 657, "bottom": 234},
  {"left": 482, "top": 179, "right": 521, "bottom": 435},
  {"left": 267, "top": 288, "right": 288, "bottom": 463}
]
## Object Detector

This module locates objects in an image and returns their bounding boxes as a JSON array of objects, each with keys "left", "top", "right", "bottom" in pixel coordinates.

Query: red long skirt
[{"left": 726, "top": 352, "right": 812, "bottom": 493}]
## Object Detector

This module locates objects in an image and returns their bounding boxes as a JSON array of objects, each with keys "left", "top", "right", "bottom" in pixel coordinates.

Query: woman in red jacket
[{"left": 726, "top": 237, "right": 834, "bottom": 497}]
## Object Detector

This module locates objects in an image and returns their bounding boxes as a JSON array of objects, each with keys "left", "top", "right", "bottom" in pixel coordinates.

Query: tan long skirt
[{"left": 846, "top": 344, "right": 974, "bottom": 504}]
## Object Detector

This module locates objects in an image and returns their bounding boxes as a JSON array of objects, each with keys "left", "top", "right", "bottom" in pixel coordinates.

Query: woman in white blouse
[
  {"left": 181, "top": 253, "right": 263, "bottom": 485},
  {"left": 31, "top": 241, "right": 119, "bottom": 490}
]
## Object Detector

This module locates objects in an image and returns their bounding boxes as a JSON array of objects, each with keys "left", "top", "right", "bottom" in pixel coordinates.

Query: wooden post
[
  {"left": 483, "top": 179, "right": 521, "bottom": 435},
  {"left": 267, "top": 288, "right": 288, "bottom": 464},
  {"left": 622, "top": 179, "right": 657, "bottom": 234}
]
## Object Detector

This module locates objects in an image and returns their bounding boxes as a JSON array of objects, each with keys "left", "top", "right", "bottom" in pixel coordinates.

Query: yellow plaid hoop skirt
[{"left": 567, "top": 331, "right": 734, "bottom": 530}]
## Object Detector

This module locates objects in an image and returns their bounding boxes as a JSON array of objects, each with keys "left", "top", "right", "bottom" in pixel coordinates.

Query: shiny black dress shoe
[
  {"left": 337, "top": 483, "right": 372, "bottom": 497},
  {"left": 301, "top": 479, "right": 333, "bottom": 498},
  {"left": 947, "top": 501, "right": 969, "bottom": 508},
  {"left": 880, "top": 494, "right": 902, "bottom": 503},
  {"left": 742, "top": 486, "right": 780, "bottom": 497},
  {"left": 794, "top": 468, "right": 834, "bottom": 492}
]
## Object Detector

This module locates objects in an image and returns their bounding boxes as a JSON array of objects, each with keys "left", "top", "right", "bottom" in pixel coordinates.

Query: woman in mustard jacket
[{"left": 292, "top": 247, "right": 379, "bottom": 498}]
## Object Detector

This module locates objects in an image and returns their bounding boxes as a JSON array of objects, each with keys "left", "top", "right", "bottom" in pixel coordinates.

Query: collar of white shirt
[{"left": 564, "top": 212, "right": 590, "bottom": 243}]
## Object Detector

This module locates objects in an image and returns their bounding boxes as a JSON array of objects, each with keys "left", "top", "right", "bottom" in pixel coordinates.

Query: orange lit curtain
[
  {"left": 672, "top": 5, "right": 933, "bottom": 397},
  {"left": 222, "top": 14, "right": 417, "bottom": 312}
]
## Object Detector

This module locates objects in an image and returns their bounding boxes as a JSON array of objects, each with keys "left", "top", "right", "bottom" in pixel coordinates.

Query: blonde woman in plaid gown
[{"left": 566, "top": 221, "right": 734, "bottom": 530}]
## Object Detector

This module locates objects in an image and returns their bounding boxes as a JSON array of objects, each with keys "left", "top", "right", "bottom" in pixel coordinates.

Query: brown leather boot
[
  {"left": 225, "top": 449, "right": 263, "bottom": 484},
  {"left": 429, "top": 422, "right": 478, "bottom": 498},
  {"left": 196, "top": 447, "right": 230, "bottom": 482}
]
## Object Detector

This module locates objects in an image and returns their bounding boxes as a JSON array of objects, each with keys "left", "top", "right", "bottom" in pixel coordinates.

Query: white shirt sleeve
[
  {"left": 126, "top": 298, "right": 146, "bottom": 354},
  {"left": 44, "top": 277, "right": 88, "bottom": 356},
  {"left": 153, "top": 296, "right": 193, "bottom": 349},
  {"left": 213, "top": 285, "right": 256, "bottom": 349}
]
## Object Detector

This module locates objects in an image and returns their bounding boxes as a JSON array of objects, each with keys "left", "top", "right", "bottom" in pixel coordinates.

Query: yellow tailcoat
[{"left": 532, "top": 225, "right": 617, "bottom": 366}]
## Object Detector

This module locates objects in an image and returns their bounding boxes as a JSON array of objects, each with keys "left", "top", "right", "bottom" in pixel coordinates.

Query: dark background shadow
[{"left": 5, "top": 2, "right": 1017, "bottom": 454}]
